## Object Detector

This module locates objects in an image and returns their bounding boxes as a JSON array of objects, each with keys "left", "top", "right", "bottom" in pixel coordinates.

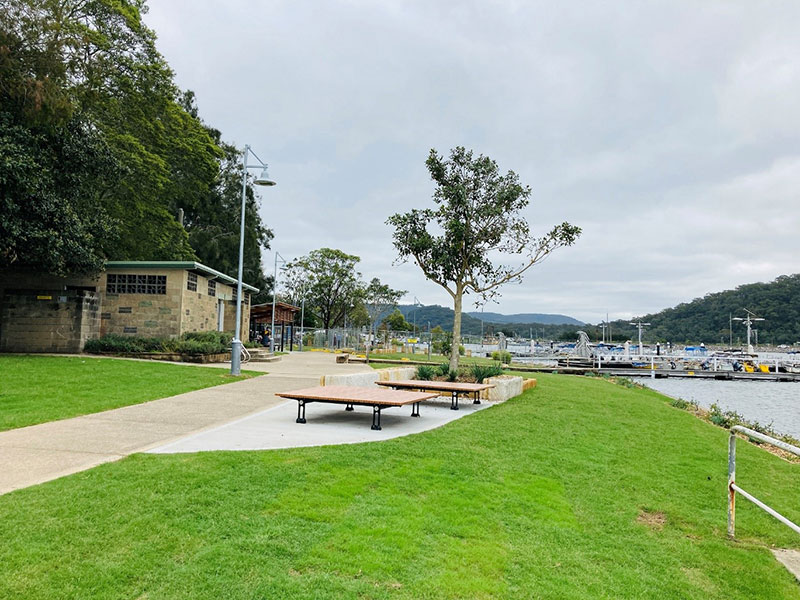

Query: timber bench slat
[
  {"left": 276, "top": 385, "right": 439, "bottom": 430},
  {"left": 375, "top": 380, "right": 494, "bottom": 411}
]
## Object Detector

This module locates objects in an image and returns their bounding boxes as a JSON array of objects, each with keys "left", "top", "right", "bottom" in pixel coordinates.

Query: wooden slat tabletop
[
  {"left": 375, "top": 380, "right": 494, "bottom": 392},
  {"left": 276, "top": 385, "right": 439, "bottom": 406}
]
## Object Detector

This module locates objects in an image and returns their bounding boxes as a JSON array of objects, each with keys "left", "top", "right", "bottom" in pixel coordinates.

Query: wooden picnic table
[
  {"left": 275, "top": 385, "right": 440, "bottom": 430},
  {"left": 375, "top": 380, "right": 494, "bottom": 410}
]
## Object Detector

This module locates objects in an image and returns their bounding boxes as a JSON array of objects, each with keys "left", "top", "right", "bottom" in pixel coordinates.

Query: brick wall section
[
  {"left": 100, "top": 269, "right": 183, "bottom": 339},
  {"left": 0, "top": 290, "right": 99, "bottom": 353},
  {"left": 221, "top": 289, "right": 251, "bottom": 341},
  {"left": 0, "top": 267, "right": 253, "bottom": 350},
  {"left": 178, "top": 273, "right": 250, "bottom": 341}
]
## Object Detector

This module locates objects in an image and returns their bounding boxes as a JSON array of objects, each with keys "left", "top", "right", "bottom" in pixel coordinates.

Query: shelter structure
[
  {"left": 0, "top": 261, "right": 257, "bottom": 353},
  {"left": 250, "top": 301, "right": 300, "bottom": 351}
]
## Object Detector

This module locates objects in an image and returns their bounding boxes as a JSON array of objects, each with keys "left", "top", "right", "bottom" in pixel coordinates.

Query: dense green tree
[
  {"left": 383, "top": 309, "right": 413, "bottom": 332},
  {"left": 0, "top": 0, "right": 272, "bottom": 289},
  {"left": 388, "top": 147, "right": 580, "bottom": 370},
  {"left": 0, "top": 110, "right": 119, "bottom": 275},
  {"left": 285, "top": 248, "right": 362, "bottom": 330},
  {"left": 610, "top": 274, "right": 800, "bottom": 346}
]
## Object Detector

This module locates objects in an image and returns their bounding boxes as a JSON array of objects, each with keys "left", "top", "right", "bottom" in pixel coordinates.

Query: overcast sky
[{"left": 144, "top": 1, "right": 800, "bottom": 323}]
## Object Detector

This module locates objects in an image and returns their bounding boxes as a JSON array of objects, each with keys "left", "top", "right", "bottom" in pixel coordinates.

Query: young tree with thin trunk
[
  {"left": 360, "top": 278, "right": 406, "bottom": 357},
  {"left": 387, "top": 147, "right": 581, "bottom": 371}
]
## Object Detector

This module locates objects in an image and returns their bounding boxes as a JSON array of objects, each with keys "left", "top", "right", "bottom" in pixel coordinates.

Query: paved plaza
[{"left": 0, "top": 353, "right": 487, "bottom": 495}]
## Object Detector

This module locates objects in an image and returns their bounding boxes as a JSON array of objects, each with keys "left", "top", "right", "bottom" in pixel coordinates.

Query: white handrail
[{"left": 727, "top": 426, "right": 800, "bottom": 538}]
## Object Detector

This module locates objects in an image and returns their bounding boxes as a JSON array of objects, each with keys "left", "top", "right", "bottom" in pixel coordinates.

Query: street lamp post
[
  {"left": 629, "top": 320, "right": 651, "bottom": 358},
  {"left": 270, "top": 252, "right": 286, "bottom": 354},
  {"left": 231, "top": 145, "right": 276, "bottom": 376},
  {"left": 733, "top": 309, "right": 764, "bottom": 354}
]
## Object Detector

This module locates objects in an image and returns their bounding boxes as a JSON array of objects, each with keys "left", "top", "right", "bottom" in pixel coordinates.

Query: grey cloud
[{"left": 144, "top": 1, "right": 800, "bottom": 323}]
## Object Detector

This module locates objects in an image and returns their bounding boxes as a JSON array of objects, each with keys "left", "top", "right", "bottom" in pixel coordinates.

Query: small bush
[
  {"left": 85, "top": 331, "right": 232, "bottom": 355},
  {"left": 416, "top": 365, "right": 437, "bottom": 380},
  {"left": 446, "top": 369, "right": 459, "bottom": 382},
  {"left": 708, "top": 403, "right": 743, "bottom": 429},
  {"left": 459, "top": 345, "right": 465, "bottom": 356},
  {"left": 471, "top": 364, "right": 504, "bottom": 383},
  {"left": 669, "top": 397, "right": 698, "bottom": 411},
  {"left": 436, "top": 363, "right": 450, "bottom": 377},
  {"left": 491, "top": 350, "right": 512, "bottom": 364},
  {"left": 84, "top": 334, "right": 165, "bottom": 354},
  {"left": 182, "top": 330, "right": 233, "bottom": 347}
]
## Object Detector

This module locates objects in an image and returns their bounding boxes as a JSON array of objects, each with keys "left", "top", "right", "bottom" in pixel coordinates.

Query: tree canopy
[
  {"left": 387, "top": 147, "right": 580, "bottom": 369},
  {"left": 0, "top": 0, "right": 272, "bottom": 292},
  {"left": 284, "top": 248, "right": 362, "bottom": 330},
  {"left": 608, "top": 274, "right": 800, "bottom": 346}
]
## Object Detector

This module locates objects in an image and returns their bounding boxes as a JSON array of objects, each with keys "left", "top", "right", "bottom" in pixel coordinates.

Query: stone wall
[
  {"left": 480, "top": 375, "right": 524, "bottom": 402},
  {"left": 100, "top": 268, "right": 182, "bottom": 339},
  {"left": 180, "top": 270, "right": 221, "bottom": 335},
  {"left": 319, "top": 367, "right": 418, "bottom": 387},
  {"left": 0, "top": 267, "right": 254, "bottom": 350},
  {"left": 0, "top": 289, "right": 99, "bottom": 353},
  {"left": 221, "top": 292, "right": 251, "bottom": 342}
]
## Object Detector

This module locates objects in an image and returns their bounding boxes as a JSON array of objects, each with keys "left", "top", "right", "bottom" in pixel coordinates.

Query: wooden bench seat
[{"left": 276, "top": 385, "right": 439, "bottom": 430}]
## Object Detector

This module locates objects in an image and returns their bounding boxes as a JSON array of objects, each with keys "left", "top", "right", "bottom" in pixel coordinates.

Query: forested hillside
[
  {"left": 609, "top": 274, "right": 800, "bottom": 345},
  {"left": 397, "top": 304, "right": 577, "bottom": 338},
  {"left": 466, "top": 311, "right": 583, "bottom": 325},
  {"left": 0, "top": 1, "right": 273, "bottom": 301}
]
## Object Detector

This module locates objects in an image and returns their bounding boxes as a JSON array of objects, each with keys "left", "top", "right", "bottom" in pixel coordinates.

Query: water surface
[{"left": 638, "top": 378, "right": 800, "bottom": 439}]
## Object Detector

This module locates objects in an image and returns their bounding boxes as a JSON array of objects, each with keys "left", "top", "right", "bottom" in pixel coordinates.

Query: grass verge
[
  {"left": 0, "top": 373, "right": 798, "bottom": 598},
  {"left": 0, "top": 355, "right": 260, "bottom": 432}
]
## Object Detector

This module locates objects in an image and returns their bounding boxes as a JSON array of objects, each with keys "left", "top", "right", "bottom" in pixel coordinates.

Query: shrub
[
  {"left": 446, "top": 369, "right": 459, "bottom": 382},
  {"left": 669, "top": 397, "right": 698, "bottom": 411},
  {"left": 471, "top": 363, "right": 504, "bottom": 383},
  {"left": 416, "top": 365, "right": 437, "bottom": 380},
  {"left": 85, "top": 331, "right": 232, "bottom": 355},
  {"left": 84, "top": 334, "right": 164, "bottom": 354},
  {"left": 436, "top": 363, "right": 450, "bottom": 377},
  {"left": 708, "top": 403, "right": 744, "bottom": 429},
  {"left": 182, "top": 330, "right": 233, "bottom": 347},
  {"left": 459, "top": 345, "right": 465, "bottom": 356},
  {"left": 491, "top": 350, "right": 512, "bottom": 364}
]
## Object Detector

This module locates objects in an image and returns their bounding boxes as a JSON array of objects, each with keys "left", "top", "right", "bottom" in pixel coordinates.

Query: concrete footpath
[{"left": 0, "top": 352, "right": 371, "bottom": 495}]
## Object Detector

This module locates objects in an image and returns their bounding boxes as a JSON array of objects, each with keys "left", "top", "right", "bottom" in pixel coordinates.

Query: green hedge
[{"left": 84, "top": 331, "right": 233, "bottom": 355}]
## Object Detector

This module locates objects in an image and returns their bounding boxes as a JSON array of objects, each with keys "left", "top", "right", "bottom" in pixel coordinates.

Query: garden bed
[{"left": 91, "top": 351, "right": 231, "bottom": 364}]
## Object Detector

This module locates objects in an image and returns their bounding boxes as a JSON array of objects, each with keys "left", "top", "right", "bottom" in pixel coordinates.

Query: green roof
[{"left": 104, "top": 261, "right": 259, "bottom": 293}]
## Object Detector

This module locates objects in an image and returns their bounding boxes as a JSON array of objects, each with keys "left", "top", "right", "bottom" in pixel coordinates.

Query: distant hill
[
  {"left": 397, "top": 304, "right": 582, "bottom": 338},
  {"left": 467, "top": 311, "right": 584, "bottom": 326},
  {"left": 603, "top": 274, "right": 800, "bottom": 345}
]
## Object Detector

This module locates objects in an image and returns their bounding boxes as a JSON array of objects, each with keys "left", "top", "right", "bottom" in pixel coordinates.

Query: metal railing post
[
  {"left": 726, "top": 425, "right": 800, "bottom": 539},
  {"left": 728, "top": 429, "right": 736, "bottom": 537}
]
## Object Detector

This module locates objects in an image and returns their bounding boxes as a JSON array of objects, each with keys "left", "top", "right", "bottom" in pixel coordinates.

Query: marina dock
[{"left": 511, "top": 365, "right": 800, "bottom": 382}]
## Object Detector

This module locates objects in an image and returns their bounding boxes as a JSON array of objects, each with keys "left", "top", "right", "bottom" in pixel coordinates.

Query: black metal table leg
[
  {"left": 473, "top": 390, "right": 481, "bottom": 404},
  {"left": 411, "top": 402, "right": 420, "bottom": 417},
  {"left": 296, "top": 400, "right": 307, "bottom": 423},
  {"left": 371, "top": 405, "right": 382, "bottom": 430},
  {"left": 345, "top": 403, "right": 354, "bottom": 411},
  {"left": 451, "top": 391, "right": 459, "bottom": 410}
]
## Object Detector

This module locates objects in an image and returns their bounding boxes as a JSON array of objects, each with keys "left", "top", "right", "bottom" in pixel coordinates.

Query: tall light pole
[
  {"left": 299, "top": 286, "right": 306, "bottom": 352},
  {"left": 629, "top": 320, "right": 651, "bottom": 357},
  {"left": 231, "top": 145, "right": 275, "bottom": 376},
  {"left": 270, "top": 252, "right": 286, "bottom": 354},
  {"left": 733, "top": 309, "right": 764, "bottom": 354}
]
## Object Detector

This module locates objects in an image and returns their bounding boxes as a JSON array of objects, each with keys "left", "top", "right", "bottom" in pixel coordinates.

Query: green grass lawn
[
  {"left": 0, "top": 356, "right": 260, "bottom": 432},
  {"left": 1, "top": 374, "right": 799, "bottom": 598}
]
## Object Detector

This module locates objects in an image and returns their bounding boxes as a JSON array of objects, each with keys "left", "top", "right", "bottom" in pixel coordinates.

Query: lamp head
[{"left": 254, "top": 167, "right": 276, "bottom": 186}]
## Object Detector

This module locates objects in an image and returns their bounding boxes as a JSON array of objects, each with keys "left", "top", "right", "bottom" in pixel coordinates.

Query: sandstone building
[{"left": 0, "top": 261, "right": 256, "bottom": 353}]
